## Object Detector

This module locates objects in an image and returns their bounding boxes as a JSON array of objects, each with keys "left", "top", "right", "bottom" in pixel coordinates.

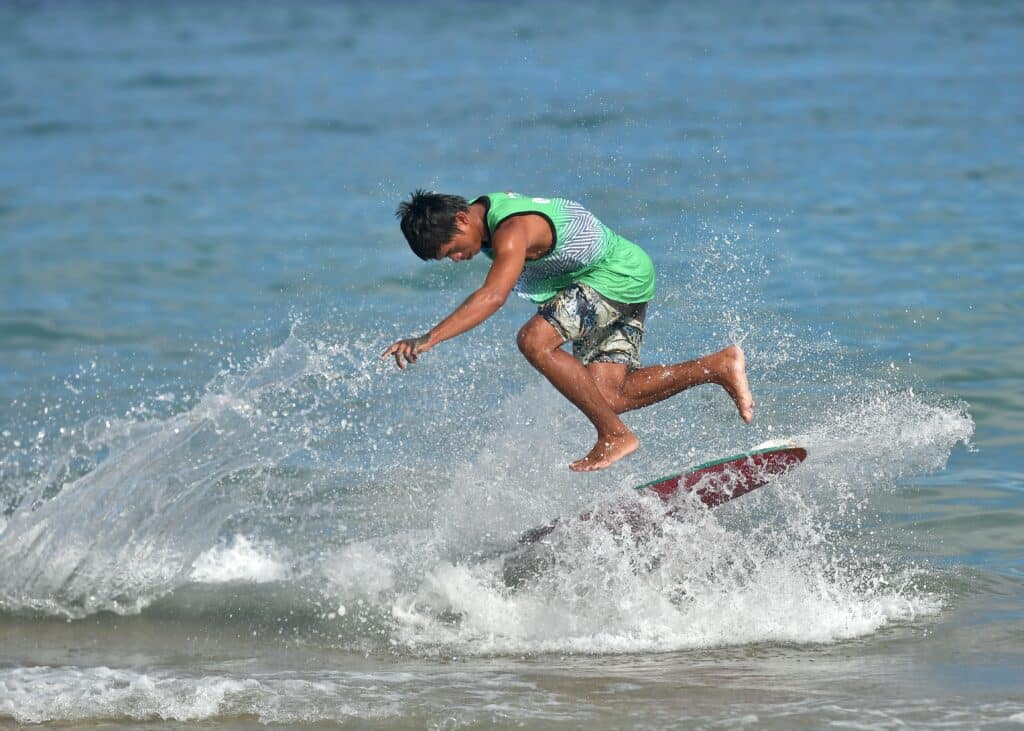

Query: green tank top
[{"left": 473, "top": 192, "right": 656, "bottom": 304}]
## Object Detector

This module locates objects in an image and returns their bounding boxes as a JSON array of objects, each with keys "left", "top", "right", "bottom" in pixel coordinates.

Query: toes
[{"left": 570, "top": 455, "right": 603, "bottom": 472}]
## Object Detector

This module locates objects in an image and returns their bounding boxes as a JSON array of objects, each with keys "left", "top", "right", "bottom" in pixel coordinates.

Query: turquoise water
[{"left": 1, "top": 2, "right": 1021, "bottom": 727}]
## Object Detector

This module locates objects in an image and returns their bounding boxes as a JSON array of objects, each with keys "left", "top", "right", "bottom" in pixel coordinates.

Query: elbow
[{"left": 479, "top": 289, "right": 510, "bottom": 311}]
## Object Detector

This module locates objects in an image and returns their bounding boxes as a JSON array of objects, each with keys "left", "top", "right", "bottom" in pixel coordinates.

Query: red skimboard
[
  {"left": 638, "top": 441, "right": 807, "bottom": 508},
  {"left": 519, "top": 442, "right": 807, "bottom": 544}
]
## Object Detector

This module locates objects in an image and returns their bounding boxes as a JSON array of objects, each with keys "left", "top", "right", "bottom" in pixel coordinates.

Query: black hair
[{"left": 395, "top": 189, "right": 469, "bottom": 260}]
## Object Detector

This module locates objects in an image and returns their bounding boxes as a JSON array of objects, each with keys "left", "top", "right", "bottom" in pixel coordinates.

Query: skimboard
[{"left": 519, "top": 440, "right": 807, "bottom": 545}]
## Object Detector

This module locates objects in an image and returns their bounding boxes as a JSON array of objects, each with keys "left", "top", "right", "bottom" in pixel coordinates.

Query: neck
[{"left": 469, "top": 202, "right": 489, "bottom": 244}]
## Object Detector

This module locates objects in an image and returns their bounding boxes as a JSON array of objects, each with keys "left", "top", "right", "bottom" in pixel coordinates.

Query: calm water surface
[{"left": 1, "top": 2, "right": 1022, "bottom": 728}]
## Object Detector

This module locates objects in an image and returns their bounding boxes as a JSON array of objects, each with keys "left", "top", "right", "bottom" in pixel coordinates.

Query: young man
[{"left": 382, "top": 191, "right": 754, "bottom": 472}]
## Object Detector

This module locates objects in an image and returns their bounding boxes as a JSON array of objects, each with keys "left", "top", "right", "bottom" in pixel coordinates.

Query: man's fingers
[
  {"left": 382, "top": 339, "right": 426, "bottom": 369},
  {"left": 381, "top": 342, "right": 408, "bottom": 360}
]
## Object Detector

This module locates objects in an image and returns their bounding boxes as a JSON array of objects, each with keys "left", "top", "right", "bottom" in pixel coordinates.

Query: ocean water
[{"left": 1, "top": 1, "right": 1021, "bottom": 728}]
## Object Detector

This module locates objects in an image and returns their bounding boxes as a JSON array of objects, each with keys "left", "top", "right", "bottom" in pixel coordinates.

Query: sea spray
[
  {"left": 0, "top": 323, "right": 974, "bottom": 656},
  {"left": 336, "top": 380, "right": 972, "bottom": 656},
  {"left": 189, "top": 535, "right": 292, "bottom": 584},
  {"left": 0, "top": 336, "right": 323, "bottom": 616}
]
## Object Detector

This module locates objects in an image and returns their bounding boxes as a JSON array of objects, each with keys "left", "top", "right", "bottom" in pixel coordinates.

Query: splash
[
  {"left": 300, "top": 344, "right": 974, "bottom": 656},
  {"left": 377, "top": 389, "right": 972, "bottom": 655},
  {"left": 0, "top": 335, "right": 325, "bottom": 616},
  {"left": 189, "top": 535, "right": 292, "bottom": 584},
  {"left": 0, "top": 322, "right": 974, "bottom": 657}
]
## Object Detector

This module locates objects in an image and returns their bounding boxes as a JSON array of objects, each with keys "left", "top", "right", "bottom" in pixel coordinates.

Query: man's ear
[{"left": 454, "top": 210, "right": 470, "bottom": 227}]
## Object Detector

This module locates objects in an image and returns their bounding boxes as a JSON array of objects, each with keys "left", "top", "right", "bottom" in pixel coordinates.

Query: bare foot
[
  {"left": 710, "top": 345, "right": 755, "bottom": 423},
  {"left": 570, "top": 431, "right": 640, "bottom": 472}
]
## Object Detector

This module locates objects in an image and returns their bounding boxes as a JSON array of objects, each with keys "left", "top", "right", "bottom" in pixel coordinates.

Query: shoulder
[
  {"left": 492, "top": 210, "right": 548, "bottom": 239},
  {"left": 487, "top": 193, "right": 562, "bottom": 220}
]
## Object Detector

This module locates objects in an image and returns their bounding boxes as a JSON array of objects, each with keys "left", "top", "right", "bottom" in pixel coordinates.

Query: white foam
[
  {"left": 389, "top": 509, "right": 943, "bottom": 656},
  {"left": 3, "top": 665, "right": 1023, "bottom": 726},
  {"left": 373, "top": 386, "right": 973, "bottom": 656},
  {"left": 0, "top": 666, "right": 395, "bottom": 724},
  {"left": 189, "top": 535, "right": 291, "bottom": 584}
]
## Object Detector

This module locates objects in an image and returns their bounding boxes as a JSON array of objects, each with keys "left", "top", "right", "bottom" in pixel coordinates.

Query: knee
[
  {"left": 517, "top": 320, "right": 554, "bottom": 364},
  {"left": 599, "top": 387, "right": 628, "bottom": 414},
  {"left": 590, "top": 368, "right": 630, "bottom": 413}
]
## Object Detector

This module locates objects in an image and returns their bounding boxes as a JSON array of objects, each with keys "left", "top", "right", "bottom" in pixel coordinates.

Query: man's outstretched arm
[{"left": 381, "top": 229, "right": 528, "bottom": 369}]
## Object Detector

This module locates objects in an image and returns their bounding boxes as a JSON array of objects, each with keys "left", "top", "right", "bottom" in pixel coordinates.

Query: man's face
[{"left": 436, "top": 212, "right": 482, "bottom": 262}]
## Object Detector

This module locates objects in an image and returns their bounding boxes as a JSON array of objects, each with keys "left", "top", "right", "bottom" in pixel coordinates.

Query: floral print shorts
[{"left": 537, "top": 282, "right": 647, "bottom": 370}]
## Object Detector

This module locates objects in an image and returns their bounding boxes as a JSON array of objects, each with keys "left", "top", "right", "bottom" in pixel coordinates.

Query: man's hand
[{"left": 381, "top": 334, "right": 433, "bottom": 370}]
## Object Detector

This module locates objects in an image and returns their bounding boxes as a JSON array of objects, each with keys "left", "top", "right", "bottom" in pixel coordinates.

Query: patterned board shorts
[{"left": 537, "top": 282, "right": 647, "bottom": 370}]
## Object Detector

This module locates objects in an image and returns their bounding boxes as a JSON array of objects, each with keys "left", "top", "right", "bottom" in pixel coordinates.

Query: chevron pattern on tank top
[{"left": 515, "top": 200, "right": 607, "bottom": 297}]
